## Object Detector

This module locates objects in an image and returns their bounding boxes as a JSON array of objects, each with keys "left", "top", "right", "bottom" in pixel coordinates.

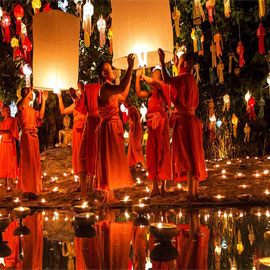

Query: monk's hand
[
  {"left": 127, "top": 53, "right": 135, "bottom": 69},
  {"left": 158, "top": 48, "right": 165, "bottom": 63},
  {"left": 43, "top": 91, "right": 48, "bottom": 102},
  {"left": 57, "top": 92, "right": 62, "bottom": 98},
  {"left": 136, "top": 68, "right": 143, "bottom": 79},
  {"left": 173, "top": 55, "right": 179, "bottom": 67}
]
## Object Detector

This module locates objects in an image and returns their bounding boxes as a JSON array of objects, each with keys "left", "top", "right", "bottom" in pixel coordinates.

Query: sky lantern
[
  {"left": 13, "top": 5, "right": 24, "bottom": 35},
  {"left": 111, "top": 0, "right": 173, "bottom": 69},
  {"left": 1, "top": 12, "right": 11, "bottom": 43},
  {"left": 32, "top": 10, "right": 80, "bottom": 94},
  {"left": 32, "top": 0, "right": 41, "bottom": 14},
  {"left": 83, "top": 0, "right": 94, "bottom": 47},
  {"left": 97, "top": 15, "right": 106, "bottom": 47}
]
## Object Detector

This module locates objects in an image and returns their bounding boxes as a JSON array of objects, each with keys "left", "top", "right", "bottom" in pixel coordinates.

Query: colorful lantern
[
  {"left": 258, "top": 95, "right": 265, "bottom": 119},
  {"left": 236, "top": 41, "right": 245, "bottom": 68},
  {"left": 13, "top": 5, "right": 24, "bottom": 35},
  {"left": 193, "top": 0, "right": 205, "bottom": 25},
  {"left": 216, "top": 119, "right": 222, "bottom": 128},
  {"left": 245, "top": 90, "right": 251, "bottom": 102},
  {"left": 257, "top": 23, "right": 265, "bottom": 55},
  {"left": 224, "top": 0, "right": 231, "bottom": 18},
  {"left": 191, "top": 28, "right": 198, "bottom": 53},
  {"left": 83, "top": 0, "right": 94, "bottom": 48},
  {"left": 111, "top": 0, "right": 173, "bottom": 69},
  {"left": 22, "top": 36, "right": 32, "bottom": 65},
  {"left": 247, "top": 96, "right": 256, "bottom": 121},
  {"left": 20, "top": 22, "right": 27, "bottom": 43},
  {"left": 43, "top": 3, "right": 51, "bottom": 12},
  {"left": 97, "top": 15, "right": 106, "bottom": 47},
  {"left": 14, "top": 48, "right": 23, "bottom": 60},
  {"left": 244, "top": 123, "right": 251, "bottom": 143},
  {"left": 223, "top": 94, "right": 230, "bottom": 112},
  {"left": 0, "top": 7, "right": 3, "bottom": 20},
  {"left": 11, "top": 37, "right": 19, "bottom": 60},
  {"left": 33, "top": 10, "right": 80, "bottom": 93},
  {"left": 232, "top": 114, "right": 238, "bottom": 138},
  {"left": 22, "top": 64, "right": 32, "bottom": 87},
  {"left": 32, "top": 0, "right": 41, "bottom": 14},
  {"left": 120, "top": 103, "right": 128, "bottom": 124},
  {"left": 172, "top": 6, "right": 180, "bottom": 37},
  {"left": 206, "top": 0, "right": 215, "bottom": 23},
  {"left": 1, "top": 12, "right": 11, "bottom": 43},
  {"left": 259, "top": 0, "right": 265, "bottom": 18}
]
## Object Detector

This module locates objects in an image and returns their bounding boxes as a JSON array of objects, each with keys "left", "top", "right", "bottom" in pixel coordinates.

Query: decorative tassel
[
  {"left": 22, "top": 36, "right": 32, "bottom": 65},
  {"left": 259, "top": 0, "right": 265, "bottom": 18},
  {"left": 236, "top": 41, "right": 245, "bottom": 68},
  {"left": 257, "top": 23, "right": 265, "bottom": 55},
  {"left": 214, "top": 33, "right": 223, "bottom": 57},
  {"left": 228, "top": 52, "right": 238, "bottom": 73},
  {"left": 172, "top": 6, "right": 181, "bottom": 37},
  {"left": 223, "top": 94, "right": 230, "bottom": 112},
  {"left": 191, "top": 28, "right": 198, "bottom": 53},
  {"left": 193, "top": 63, "right": 201, "bottom": 83},
  {"left": 210, "top": 41, "right": 217, "bottom": 67},
  {"left": 244, "top": 123, "right": 251, "bottom": 143},
  {"left": 224, "top": 0, "right": 231, "bottom": 18},
  {"left": 206, "top": 0, "right": 215, "bottom": 23},
  {"left": 247, "top": 96, "right": 256, "bottom": 121},
  {"left": 193, "top": 0, "right": 205, "bottom": 25},
  {"left": 217, "top": 59, "right": 224, "bottom": 83}
]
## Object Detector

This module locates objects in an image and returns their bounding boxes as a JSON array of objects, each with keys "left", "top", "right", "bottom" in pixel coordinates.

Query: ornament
[
  {"left": 216, "top": 119, "right": 222, "bottom": 128},
  {"left": 259, "top": 0, "right": 265, "bottom": 18},
  {"left": 198, "top": 34, "right": 204, "bottom": 56},
  {"left": 172, "top": 6, "right": 180, "bottom": 37},
  {"left": 195, "top": 26, "right": 203, "bottom": 53},
  {"left": 210, "top": 41, "right": 217, "bottom": 67},
  {"left": 14, "top": 48, "right": 23, "bottom": 60},
  {"left": 191, "top": 28, "right": 198, "bottom": 53},
  {"left": 206, "top": 0, "right": 215, "bottom": 23},
  {"left": 228, "top": 53, "right": 238, "bottom": 73},
  {"left": 43, "top": 3, "right": 51, "bottom": 12},
  {"left": 140, "top": 103, "right": 147, "bottom": 122},
  {"left": 232, "top": 114, "right": 238, "bottom": 138},
  {"left": 1, "top": 12, "right": 11, "bottom": 43},
  {"left": 267, "top": 73, "right": 270, "bottom": 93},
  {"left": 32, "top": 0, "right": 41, "bottom": 14},
  {"left": 193, "top": 63, "right": 201, "bottom": 83},
  {"left": 22, "top": 64, "right": 32, "bottom": 87},
  {"left": 214, "top": 33, "right": 223, "bottom": 57},
  {"left": 208, "top": 98, "right": 215, "bottom": 117},
  {"left": 0, "top": 7, "right": 3, "bottom": 20},
  {"left": 223, "top": 94, "right": 230, "bottom": 112},
  {"left": 257, "top": 23, "right": 265, "bottom": 55},
  {"left": 108, "top": 27, "right": 113, "bottom": 55},
  {"left": 217, "top": 59, "right": 224, "bottom": 84},
  {"left": 120, "top": 103, "right": 128, "bottom": 124},
  {"left": 83, "top": 0, "right": 94, "bottom": 48},
  {"left": 11, "top": 37, "right": 19, "bottom": 60},
  {"left": 58, "top": 0, "right": 68, "bottom": 12},
  {"left": 224, "top": 0, "right": 231, "bottom": 18},
  {"left": 244, "top": 123, "right": 251, "bottom": 143},
  {"left": 13, "top": 5, "right": 24, "bottom": 36},
  {"left": 193, "top": 0, "right": 205, "bottom": 25},
  {"left": 22, "top": 36, "right": 32, "bottom": 65},
  {"left": 245, "top": 90, "right": 251, "bottom": 103},
  {"left": 97, "top": 15, "right": 106, "bottom": 47},
  {"left": 247, "top": 95, "right": 256, "bottom": 121},
  {"left": 236, "top": 41, "right": 245, "bottom": 68},
  {"left": 258, "top": 95, "right": 265, "bottom": 119}
]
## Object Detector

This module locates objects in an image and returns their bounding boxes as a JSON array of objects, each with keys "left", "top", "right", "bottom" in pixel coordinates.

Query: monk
[
  {"left": 135, "top": 67, "right": 171, "bottom": 197},
  {"left": 77, "top": 83, "right": 100, "bottom": 199},
  {"left": 96, "top": 54, "right": 134, "bottom": 204},
  {"left": 0, "top": 105, "right": 19, "bottom": 188},
  {"left": 58, "top": 83, "right": 86, "bottom": 176},
  {"left": 17, "top": 88, "right": 47, "bottom": 198},
  {"left": 159, "top": 48, "right": 207, "bottom": 200},
  {"left": 124, "top": 98, "right": 145, "bottom": 171}
]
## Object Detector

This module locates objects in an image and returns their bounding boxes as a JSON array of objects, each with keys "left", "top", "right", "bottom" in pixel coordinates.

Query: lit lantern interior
[
  {"left": 32, "top": 10, "right": 80, "bottom": 93},
  {"left": 111, "top": 0, "right": 174, "bottom": 69}
]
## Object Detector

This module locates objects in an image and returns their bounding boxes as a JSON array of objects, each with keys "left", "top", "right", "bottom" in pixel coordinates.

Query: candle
[
  {"left": 150, "top": 223, "right": 178, "bottom": 242},
  {"left": 234, "top": 172, "right": 245, "bottom": 179},
  {"left": 139, "top": 197, "right": 151, "bottom": 204},
  {"left": 74, "top": 212, "right": 95, "bottom": 226},
  {"left": 120, "top": 196, "right": 132, "bottom": 205},
  {"left": 38, "top": 198, "right": 47, "bottom": 206},
  {"left": 74, "top": 202, "right": 90, "bottom": 214},
  {"left": 13, "top": 207, "right": 31, "bottom": 218},
  {"left": 265, "top": 189, "right": 270, "bottom": 195},
  {"left": 213, "top": 194, "right": 225, "bottom": 201},
  {"left": 221, "top": 169, "right": 226, "bottom": 174},
  {"left": 264, "top": 170, "right": 269, "bottom": 175},
  {"left": 13, "top": 197, "right": 21, "bottom": 207},
  {"left": 238, "top": 184, "right": 250, "bottom": 189},
  {"left": 133, "top": 203, "right": 149, "bottom": 215}
]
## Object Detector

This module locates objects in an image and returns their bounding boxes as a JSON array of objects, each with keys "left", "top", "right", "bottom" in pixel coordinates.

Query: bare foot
[
  {"left": 106, "top": 197, "right": 120, "bottom": 205},
  {"left": 150, "top": 188, "right": 160, "bottom": 198}
]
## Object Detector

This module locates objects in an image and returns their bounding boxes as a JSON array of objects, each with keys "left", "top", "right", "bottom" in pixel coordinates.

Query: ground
[{"left": 1, "top": 147, "right": 270, "bottom": 208}]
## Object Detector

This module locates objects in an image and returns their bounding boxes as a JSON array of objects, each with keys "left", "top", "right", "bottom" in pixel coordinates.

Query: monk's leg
[
  {"left": 187, "top": 171, "right": 196, "bottom": 200},
  {"left": 150, "top": 178, "right": 160, "bottom": 197},
  {"left": 104, "top": 190, "right": 120, "bottom": 205},
  {"left": 88, "top": 176, "right": 94, "bottom": 192},
  {"left": 160, "top": 180, "right": 169, "bottom": 197},
  {"left": 79, "top": 171, "right": 88, "bottom": 199}
]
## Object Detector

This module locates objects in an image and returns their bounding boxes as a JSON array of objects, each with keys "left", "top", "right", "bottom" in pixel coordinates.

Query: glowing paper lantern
[
  {"left": 245, "top": 90, "right": 251, "bottom": 102},
  {"left": 22, "top": 64, "right": 32, "bottom": 87},
  {"left": 216, "top": 119, "right": 222, "bottom": 128},
  {"left": 14, "top": 5, "right": 24, "bottom": 35},
  {"left": 83, "top": 0, "right": 94, "bottom": 47},
  {"left": 32, "top": 0, "right": 41, "bottom": 14},
  {"left": 22, "top": 36, "right": 32, "bottom": 65},
  {"left": 111, "top": 0, "right": 173, "bottom": 69},
  {"left": 97, "top": 15, "right": 106, "bottom": 47},
  {"left": 33, "top": 10, "right": 80, "bottom": 94},
  {"left": 1, "top": 12, "right": 11, "bottom": 43},
  {"left": 0, "top": 7, "right": 3, "bottom": 20}
]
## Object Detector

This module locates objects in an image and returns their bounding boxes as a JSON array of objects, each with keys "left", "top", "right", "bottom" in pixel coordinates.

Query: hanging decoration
[
  {"left": 120, "top": 103, "right": 128, "bottom": 124},
  {"left": 43, "top": 3, "right": 51, "bottom": 12},
  {"left": 214, "top": 32, "right": 223, "bottom": 57},
  {"left": 267, "top": 73, "right": 270, "bottom": 93},
  {"left": 83, "top": 0, "right": 94, "bottom": 48},
  {"left": 232, "top": 114, "right": 238, "bottom": 138},
  {"left": 224, "top": 0, "right": 231, "bottom": 18},
  {"left": 258, "top": 95, "right": 265, "bottom": 119},
  {"left": 209, "top": 114, "right": 216, "bottom": 138},
  {"left": 217, "top": 58, "right": 224, "bottom": 84},
  {"left": 208, "top": 98, "right": 215, "bottom": 118},
  {"left": 20, "top": 22, "right": 27, "bottom": 43},
  {"left": 58, "top": 0, "right": 68, "bottom": 12},
  {"left": 32, "top": 0, "right": 42, "bottom": 14},
  {"left": 195, "top": 26, "right": 203, "bottom": 53},
  {"left": 11, "top": 37, "right": 19, "bottom": 60},
  {"left": 0, "top": 7, "right": 3, "bottom": 21},
  {"left": 210, "top": 41, "right": 217, "bottom": 67},
  {"left": 247, "top": 95, "right": 256, "bottom": 121},
  {"left": 236, "top": 41, "right": 245, "bottom": 68},
  {"left": 234, "top": 67, "right": 240, "bottom": 76},
  {"left": 191, "top": 28, "right": 198, "bottom": 53},
  {"left": 14, "top": 47, "right": 23, "bottom": 60},
  {"left": 193, "top": 0, "right": 205, "bottom": 25},
  {"left": 206, "top": 0, "right": 215, "bottom": 23},
  {"left": 193, "top": 63, "right": 201, "bottom": 83},
  {"left": 172, "top": 6, "right": 180, "bottom": 37},
  {"left": 22, "top": 64, "right": 32, "bottom": 87},
  {"left": 1, "top": 12, "right": 11, "bottom": 43},
  {"left": 108, "top": 27, "right": 113, "bottom": 55},
  {"left": 223, "top": 94, "right": 230, "bottom": 112},
  {"left": 216, "top": 119, "right": 222, "bottom": 128},
  {"left": 257, "top": 23, "right": 265, "bottom": 55},
  {"left": 22, "top": 36, "right": 32, "bottom": 65},
  {"left": 198, "top": 34, "right": 204, "bottom": 56},
  {"left": 245, "top": 90, "right": 251, "bottom": 103},
  {"left": 244, "top": 123, "right": 251, "bottom": 143},
  {"left": 13, "top": 5, "right": 24, "bottom": 36},
  {"left": 228, "top": 52, "right": 238, "bottom": 73},
  {"left": 140, "top": 103, "right": 147, "bottom": 122},
  {"left": 97, "top": 15, "right": 106, "bottom": 47},
  {"left": 259, "top": 0, "right": 265, "bottom": 18}
]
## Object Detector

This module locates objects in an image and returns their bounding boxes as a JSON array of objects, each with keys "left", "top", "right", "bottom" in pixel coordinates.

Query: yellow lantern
[
  {"left": 11, "top": 37, "right": 19, "bottom": 48},
  {"left": 32, "top": 0, "right": 41, "bottom": 14},
  {"left": 111, "top": 0, "right": 173, "bottom": 69},
  {"left": 232, "top": 114, "right": 238, "bottom": 138},
  {"left": 32, "top": 10, "right": 80, "bottom": 94}
]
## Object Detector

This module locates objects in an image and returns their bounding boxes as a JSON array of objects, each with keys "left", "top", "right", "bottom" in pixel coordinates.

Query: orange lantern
[
  {"left": 1, "top": 12, "right": 11, "bottom": 43},
  {"left": 232, "top": 114, "right": 238, "bottom": 138},
  {"left": 14, "top": 5, "right": 24, "bottom": 35},
  {"left": 22, "top": 36, "right": 32, "bottom": 65},
  {"left": 111, "top": 0, "right": 173, "bottom": 69}
]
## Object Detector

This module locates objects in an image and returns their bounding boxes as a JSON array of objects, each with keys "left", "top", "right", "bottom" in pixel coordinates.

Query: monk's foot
[
  {"left": 22, "top": 192, "right": 37, "bottom": 200},
  {"left": 185, "top": 194, "right": 198, "bottom": 202},
  {"left": 106, "top": 197, "right": 121, "bottom": 205},
  {"left": 150, "top": 188, "right": 160, "bottom": 198}
]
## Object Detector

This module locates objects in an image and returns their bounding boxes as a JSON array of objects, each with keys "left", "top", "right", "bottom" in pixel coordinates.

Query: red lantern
[
  {"left": 43, "top": 3, "right": 51, "bottom": 12},
  {"left": 257, "top": 23, "right": 265, "bottom": 55},
  {"left": 1, "top": 12, "right": 11, "bottom": 43},
  {"left": 14, "top": 47, "right": 24, "bottom": 60},
  {"left": 236, "top": 41, "right": 245, "bottom": 68},
  {"left": 247, "top": 96, "right": 256, "bottom": 121},
  {"left": 14, "top": 5, "right": 24, "bottom": 35},
  {"left": 22, "top": 36, "right": 32, "bottom": 65}
]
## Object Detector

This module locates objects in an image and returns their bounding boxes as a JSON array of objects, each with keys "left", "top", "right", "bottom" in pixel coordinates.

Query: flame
[
  {"left": 14, "top": 197, "right": 19, "bottom": 202},
  {"left": 125, "top": 212, "right": 130, "bottom": 218},
  {"left": 146, "top": 187, "right": 150, "bottom": 193},
  {"left": 82, "top": 202, "right": 88, "bottom": 208},
  {"left": 86, "top": 214, "right": 90, "bottom": 219},
  {"left": 139, "top": 203, "right": 145, "bottom": 208},
  {"left": 136, "top": 178, "right": 141, "bottom": 184},
  {"left": 136, "top": 51, "right": 147, "bottom": 68},
  {"left": 177, "top": 184, "right": 182, "bottom": 189},
  {"left": 265, "top": 189, "right": 270, "bottom": 195},
  {"left": 41, "top": 198, "right": 46, "bottom": 203},
  {"left": 157, "top": 223, "right": 162, "bottom": 229},
  {"left": 19, "top": 207, "right": 25, "bottom": 211},
  {"left": 124, "top": 196, "right": 129, "bottom": 202}
]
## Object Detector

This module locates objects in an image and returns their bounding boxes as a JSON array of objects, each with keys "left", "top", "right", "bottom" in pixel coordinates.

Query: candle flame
[
  {"left": 19, "top": 207, "right": 25, "bottom": 211},
  {"left": 226, "top": 161, "right": 231, "bottom": 165},
  {"left": 177, "top": 184, "right": 182, "bottom": 189},
  {"left": 53, "top": 187, "right": 58, "bottom": 192},
  {"left": 265, "top": 189, "right": 270, "bottom": 195},
  {"left": 82, "top": 202, "right": 88, "bottom": 208},
  {"left": 41, "top": 198, "right": 46, "bottom": 203},
  {"left": 14, "top": 197, "right": 19, "bottom": 202},
  {"left": 157, "top": 223, "right": 162, "bottom": 229},
  {"left": 136, "top": 51, "right": 147, "bottom": 68},
  {"left": 221, "top": 169, "right": 226, "bottom": 174},
  {"left": 264, "top": 170, "right": 269, "bottom": 175},
  {"left": 86, "top": 214, "right": 90, "bottom": 219},
  {"left": 139, "top": 203, "right": 145, "bottom": 208},
  {"left": 146, "top": 187, "right": 150, "bottom": 193},
  {"left": 124, "top": 196, "right": 129, "bottom": 202},
  {"left": 136, "top": 178, "right": 141, "bottom": 184},
  {"left": 65, "top": 217, "right": 68, "bottom": 221},
  {"left": 125, "top": 211, "right": 130, "bottom": 218}
]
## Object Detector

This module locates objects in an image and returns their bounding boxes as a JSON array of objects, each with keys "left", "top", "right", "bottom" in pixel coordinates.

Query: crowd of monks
[{"left": 0, "top": 49, "right": 207, "bottom": 203}]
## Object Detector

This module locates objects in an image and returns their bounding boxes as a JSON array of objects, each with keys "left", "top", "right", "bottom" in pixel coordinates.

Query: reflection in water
[{"left": 1, "top": 207, "right": 270, "bottom": 269}]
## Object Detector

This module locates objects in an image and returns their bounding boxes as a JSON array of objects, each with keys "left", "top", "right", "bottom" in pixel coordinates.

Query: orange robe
[
  {"left": 75, "top": 238, "right": 86, "bottom": 270},
  {"left": 78, "top": 83, "right": 100, "bottom": 176},
  {"left": 176, "top": 224, "right": 210, "bottom": 269},
  {"left": 72, "top": 101, "right": 86, "bottom": 175},
  {"left": 170, "top": 73, "right": 207, "bottom": 182},
  {"left": 0, "top": 117, "right": 19, "bottom": 179},
  {"left": 127, "top": 106, "right": 145, "bottom": 167},
  {"left": 146, "top": 82, "right": 171, "bottom": 181},
  {"left": 22, "top": 213, "right": 43, "bottom": 270},
  {"left": 96, "top": 96, "right": 132, "bottom": 191},
  {"left": 17, "top": 106, "right": 43, "bottom": 193}
]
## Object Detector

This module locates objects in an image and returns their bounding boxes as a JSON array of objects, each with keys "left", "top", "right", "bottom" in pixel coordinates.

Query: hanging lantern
[
  {"left": 14, "top": 47, "right": 24, "bottom": 60},
  {"left": 120, "top": 103, "right": 128, "bottom": 124},
  {"left": 172, "top": 6, "right": 180, "bottom": 37},
  {"left": 33, "top": 10, "right": 80, "bottom": 94},
  {"left": 1, "top": 12, "right": 11, "bottom": 43},
  {"left": 43, "top": 3, "right": 51, "bottom": 12},
  {"left": 14, "top": 5, "right": 24, "bottom": 36},
  {"left": 224, "top": 0, "right": 230, "bottom": 18},
  {"left": 83, "top": 0, "right": 94, "bottom": 48},
  {"left": 97, "top": 15, "right": 106, "bottom": 47},
  {"left": 11, "top": 37, "right": 19, "bottom": 60},
  {"left": 22, "top": 36, "right": 32, "bottom": 65},
  {"left": 0, "top": 7, "right": 3, "bottom": 20},
  {"left": 257, "top": 23, "right": 265, "bottom": 55},
  {"left": 20, "top": 22, "right": 27, "bottom": 43},
  {"left": 258, "top": 95, "right": 265, "bottom": 119},
  {"left": 232, "top": 114, "right": 238, "bottom": 138},
  {"left": 140, "top": 103, "right": 147, "bottom": 122},
  {"left": 245, "top": 90, "right": 251, "bottom": 103},
  {"left": 58, "top": 0, "right": 68, "bottom": 12},
  {"left": 236, "top": 41, "right": 245, "bottom": 68},
  {"left": 206, "top": 0, "right": 215, "bottom": 23},
  {"left": 108, "top": 27, "right": 113, "bottom": 54},
  {"left": 216, "top": 119, "right": 222, "bottom": 128},
  {"left": 244, "top": 123, "right": 251, "bottom": 143},
  {"left": 22, "top": 64, "right": 32, "bottom": 87},
  {"left": 32, "top": 0, "right": 41, "bottom": 14},
  {"left": 247, "top": 96, "right": 256, "bottom": 121},
  {"left": 111, "top": 0, "right": 173, "bottom": 69},
  {"left": 223, "top": 94, "right": 230, "bottom": 112}
]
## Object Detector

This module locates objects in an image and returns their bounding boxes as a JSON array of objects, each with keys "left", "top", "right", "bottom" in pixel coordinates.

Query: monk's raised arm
[
  {"left": 158, "top": 48, "right": 174, "bottom": 85},
  {"left": 135, "top": 69, "right": 150, "bottom": 98},
  {"left": 57, "top": 92, "right": 75, "bottom": 115}
]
